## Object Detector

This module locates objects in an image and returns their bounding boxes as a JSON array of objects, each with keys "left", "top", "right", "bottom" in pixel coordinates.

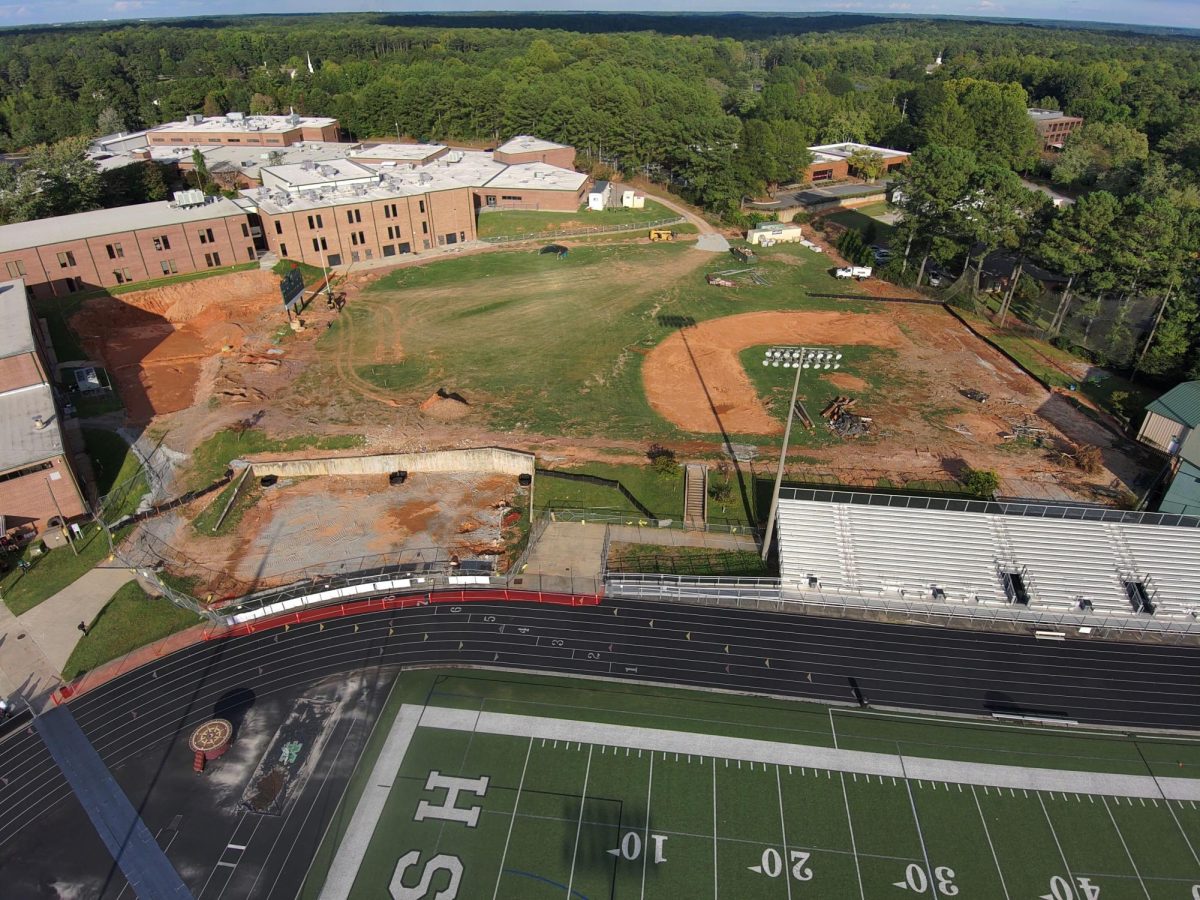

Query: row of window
[{"left": 7, "top": 246, "right": 253, "bottom": 288}]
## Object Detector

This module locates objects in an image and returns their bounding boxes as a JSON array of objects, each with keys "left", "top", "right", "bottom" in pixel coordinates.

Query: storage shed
[
  {"left": 747, "top": 222, "right": 804, "bottom": 245},
  {"left": 588, "top": 180, "right": 614, "bottom": 211}
]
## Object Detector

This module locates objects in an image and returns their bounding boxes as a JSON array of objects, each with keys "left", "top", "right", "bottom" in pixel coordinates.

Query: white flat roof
[
  {"left": 245, "top": 169, "right": 468, "bottom": 216},
  {"left": 351, "top": 143, "right": 447, "bottom": 162},
  {"left": 264, "top": 158, "right": 376, "bottom": 189},
  {"left": 483, "top": 162, "right": 587, "bottom": 192},
  {"left": 1028, "top": 108, "right": 1079, "bottom": 121},
  {"left": 0, "top": 196, "right": 247, "bottom": 254},
  {"left": 0, "top": 383, "right": 64, "bottom": 471},
  {"left": 497, "top": 135, "right": 569, "bottom": 155},
  {"left": 0, "top": 279, "right": 36, "bottom": 359},
  {"left": 150, "top": 114, "right": 337, "bottom": 135},
  {"left": 808, "top": 142, "right": 910, "bottom": 160},
  {"left": 422, "top": 150, "right": 508, "bottom": 187}
]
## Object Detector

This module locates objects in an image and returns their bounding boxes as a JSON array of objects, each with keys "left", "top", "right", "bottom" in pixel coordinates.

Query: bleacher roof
[
  {"left": 778, "top": 488, "right": 1200, "bottom": 620},
  {"left": 1146, "top": 382, "right": 1200, "bottom": 428}
]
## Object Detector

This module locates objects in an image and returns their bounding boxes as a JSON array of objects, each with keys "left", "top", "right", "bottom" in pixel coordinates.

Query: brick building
[
  {"left": 146, "top": 112, "right": 340, "bottom": 148},
  {"left": 1028, "top": 108, "right": 1084, "bottom": 151},
  {"left": 493, "top": 135, "right": 576, "bottom": 169},
  {"left": 0, "top": 195, "right": 257, "bottom": 301},
  {"left": 0, "top": 279, "right": 87, "bottom": 537},
  {"left": 803, "top": 143, "right": 910, "bottom": 184}
]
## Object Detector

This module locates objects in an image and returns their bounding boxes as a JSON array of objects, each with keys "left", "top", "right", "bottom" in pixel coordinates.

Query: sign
[{"left": 279, "top": 265, "right": 305, "bottom": 310}]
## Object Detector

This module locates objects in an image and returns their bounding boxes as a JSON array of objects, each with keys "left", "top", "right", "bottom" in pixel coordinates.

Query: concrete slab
[
  {"left": 0, "top": 600, "right": 60, "bottom": 708},
  {"left": 519, "top": 522, "right": 606, "bottom": 581},
  {"left": 17, "top": 564, "right": 135, "bottom": 673},
  {"left": 695, "top": 232, "right": 730, "bottom": 253}
]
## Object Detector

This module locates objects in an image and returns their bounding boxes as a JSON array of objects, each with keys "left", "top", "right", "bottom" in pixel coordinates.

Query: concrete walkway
[
  {"left": 606, "top": 524, "right": 758, "bottom": 552},
  {"left": 0, "top": 563, "right": 134, "bottom": 709}
]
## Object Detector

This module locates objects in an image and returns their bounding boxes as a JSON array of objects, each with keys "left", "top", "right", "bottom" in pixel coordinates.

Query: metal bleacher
[{"left": 777, "top": 489, "right": 1200, "bottom": 622}]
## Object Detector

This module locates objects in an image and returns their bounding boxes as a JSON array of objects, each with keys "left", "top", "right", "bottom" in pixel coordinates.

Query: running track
[{"left": 2, "top": 597, "right": 1199, "bottom": 898}]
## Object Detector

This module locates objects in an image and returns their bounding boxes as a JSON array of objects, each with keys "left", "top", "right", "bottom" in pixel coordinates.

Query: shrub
[
  {"left": 962, "top": 467, "right": 1001, "bottom": 499},
  {"left": 1075, "top": 445, "right": 1104, "bottom": 475},
  {"left": 646, "top": 444, "right": 678, "bottom": 476}
]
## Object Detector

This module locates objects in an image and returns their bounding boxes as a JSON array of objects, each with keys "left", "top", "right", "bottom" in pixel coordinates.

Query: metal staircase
[{"left": 683, "top": 464, "right": 707, "bottom": 530}]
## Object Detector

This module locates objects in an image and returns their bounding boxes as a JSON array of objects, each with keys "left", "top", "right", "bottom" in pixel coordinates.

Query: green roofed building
[{"left": 1136, "top": 381, "right": 1200, "bottom": 517}]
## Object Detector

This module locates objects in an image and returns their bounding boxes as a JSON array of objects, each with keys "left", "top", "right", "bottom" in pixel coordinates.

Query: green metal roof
[{"left": 1145, "top": 381, "right": 1200, "bottom": 428}]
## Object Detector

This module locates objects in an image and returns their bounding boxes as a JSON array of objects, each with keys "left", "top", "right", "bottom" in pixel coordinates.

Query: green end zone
[{"left": 302, "top": 672, "right": 1200, "bottom": 900}]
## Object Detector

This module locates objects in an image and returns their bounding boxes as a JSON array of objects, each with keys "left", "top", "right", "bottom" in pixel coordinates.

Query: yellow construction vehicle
[{"left": 648, "top": 229, "right": 677, "bottom": 242}]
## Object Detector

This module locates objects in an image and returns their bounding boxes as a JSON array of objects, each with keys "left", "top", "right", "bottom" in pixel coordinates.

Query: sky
[{"left": 0, "top": 0, "right": 1197, "bottom": 30}]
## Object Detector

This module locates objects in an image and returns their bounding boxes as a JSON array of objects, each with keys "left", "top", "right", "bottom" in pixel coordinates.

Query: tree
[
  {"left": 1037, "top": 191, "right": 1122, "bottom": 335},
  {"left": 190, "top": 148, "right": 209, "bottom": 191},
  {"left": 911, "top": 78, "right": 1039, "bottom": 171},
  {"left": 248, "top": 93, "right": 278, "bottom": 115},
  {"left": 891, "top": 144, "right": 979, "bottom": 284},
  {"left": 962, "top": 467, "right": 1001, "bottom": 499},
  {"left": 846, "top": 147, "right": 885, "bottom": 182},
  {"left": 96, "top": 106, "right": 126, "bottom": 136},
  {"left": 961, "top": 165, "right": 1038, "bottom": 296},
  {"left": 0, "top": 137, "right": 101, "bottom": 224},
  {"left": 1052, "top": 122, "right": 1148, "bottom": 192}
]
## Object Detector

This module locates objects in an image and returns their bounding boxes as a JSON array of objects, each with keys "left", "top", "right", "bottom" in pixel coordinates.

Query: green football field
[{"left": 302, "top": 671, "right": 1200, "bottom": 900}]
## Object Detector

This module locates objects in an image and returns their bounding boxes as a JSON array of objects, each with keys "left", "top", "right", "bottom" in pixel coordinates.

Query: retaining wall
[{"left": 240, "top": 447, "right": 535, "bottom": 478}]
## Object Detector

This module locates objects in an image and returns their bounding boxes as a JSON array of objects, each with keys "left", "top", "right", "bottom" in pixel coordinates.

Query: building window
[
  {"left": 422, "top": 239, "right": 430, "bottom": 250},
  {"left": 350, "top": 232, "right": 359, "bottom": 247},
  {"left": 446, "top": 233, "right": 457, "bottom": 245},
  {"left": 383, "top": 245, "right": 395, "bottom": 257},
  {"left": 501, "top": 195, "right": 522, "bottom": 201},
  {"left": 65, "top": 276, "right": 83, "bottom": 293},
  {"left": 315, "top": 214, "right": 323, "bottom": 228},
  {"left": 241, "top": 223, "right": 250, "bottom": 238},
  {"left": 312, "top": 237, "right": 327, "bottom": 252},
  {"left": 153, "top": 235, "right": 171, "bottom": 251},
  {"left": 106, "top": 242, "right": 124, "bottom": 259},
  {"left": 418, "top": 199, "right": 425, "bottom": 214},
  {"left": 459, "top": 231, "right": 465, "bottom": 242},
  {"left": 421, "top": 221, "right": 428, "bottom": 235},
  {"left": 162, "top": 259, "right": 178, "bottom": 275},
  {"left": 399, "top": 242, "right": 411, "bottom": 254},
  {"left": 274, "top": 220, "right": 283, "bottom": 235},
  {"left": 247, "top": 247, "right": 256, "bottom": 261},
  {"left": 204, "top": 252, "right": 221, "bottom": 267},
  {"left": 198, "top": 228, "right": 214, "bottom": 244},
  {"left": 486, "top": 195, "right": 496, "bottom": 207},
  {"left": 351, "top": 251, "right": 360, "bottom": 262},
  {"left": 114, "top": 268, "right": 132, "bottom": 284},
  {"left": 228, "top": 138, "right": 240, "bottom": 143},
  {"left": 365, "top": 249, "right": 372, "bottom": 259},
  {"left": 328, "top": 253, "right": 342, "bottom": 266},
  {"left": 6, "top": 260, "right": 27, "bottom": 277},
  {"left": 279, "top": 243, "right": 288, "bottom": 257},
  {"left": 346, "top": 209, "right": 361, "bottom": 224},
  {"left": 56, "top": 250, "right": 76, "bottom": 268}
]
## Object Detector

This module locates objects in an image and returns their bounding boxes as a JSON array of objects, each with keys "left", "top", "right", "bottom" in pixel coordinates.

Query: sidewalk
[{"left": 0, "top": 563, "right": 135, "bottom": 710}]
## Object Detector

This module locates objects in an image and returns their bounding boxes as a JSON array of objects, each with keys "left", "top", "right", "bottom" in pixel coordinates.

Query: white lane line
[
  {"left": 492, "top": 736, "right": 533, "bottom": 900},
  {"left": 1037, "top": 792, "right": 1075, "bottom": 887},
  {"left": 640, "top": 753, "right": 654, "bottom": 900},
  {"left": 565, "top": 744, "right": 594, "bottom": 900},
  {"left": 1102, "top": 796, "right": 1152, "bottom": 899},
  {"left": 971, "top": 785, "right": 1011, "bottom": 900},
  {"left": 318, "top": 703, "right": 425, "bottom": 900},
  {"left": 712, "top": 756, "right": 719, "bottom": 900},
  {"left": 839, "top": 772, "right": 866, "bottom": 900},
  {"left": 776, "top": 765, "right": 793, "bottom": 900}
]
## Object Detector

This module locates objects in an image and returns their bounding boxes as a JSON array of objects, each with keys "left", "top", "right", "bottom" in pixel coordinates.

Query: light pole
[{"left": 759, "top": 346, "right": 842, "bottom": 562}]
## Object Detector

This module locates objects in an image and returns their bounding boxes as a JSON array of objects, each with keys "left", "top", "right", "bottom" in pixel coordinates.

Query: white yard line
[
  {"left": 640, "top": 752, "right": 654, "bottom": 900},
  {"left": 318, "top": 704, "right": 426, "bottom": 900},
  {"left": 1101, "top": 796, "right": 1152, "bottom": 899},
  {"left": 776, "top": 765, "right": 793, "bottom": 900},
  {"left": 829, "top": 708, "right": 839, "bottom": 750},
  {"left": 416, "top": 706, "right": 1200, "bottom": 801},
  {"left": 1037, "top": 792, "right": 1076, "bottom": 888},
  {"left": 971, "top": 785, "right": 1011, "bottom": 900},
  {"left": 491, "top": 736, "right": 533, "bottom": 900},
  {"left": 712, "top": 756, "right": 719, "bottom": 900},
  {"left": 840, "top": 772, "right": 866, "bottom": 900},
  {"left": 1164, "top": 802, "right": 1200, "bottom": 868},
  {"left": 900, "top": 763, "right": 934, "bottom": 892},
  {"left": 565, "top": 744, "right": 594, "bottom": 900}
]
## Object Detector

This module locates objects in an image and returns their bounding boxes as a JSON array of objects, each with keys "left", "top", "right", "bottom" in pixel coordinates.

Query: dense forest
[{"left": 1, "top": 12, "right": 1200, "bottom": 382}]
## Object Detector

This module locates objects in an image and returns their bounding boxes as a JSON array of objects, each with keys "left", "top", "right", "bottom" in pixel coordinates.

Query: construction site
[{"left": 57, "top": 203, "right": 1155, "bottom": 604}]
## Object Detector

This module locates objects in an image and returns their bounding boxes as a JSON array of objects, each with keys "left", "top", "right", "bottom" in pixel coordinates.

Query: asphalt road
[{"left": 2, "top": 597, "right": 1200, "bottom": 898}]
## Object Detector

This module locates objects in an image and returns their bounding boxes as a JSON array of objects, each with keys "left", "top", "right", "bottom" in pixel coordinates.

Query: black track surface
[{"left": 2, "top": 597, "right": 1199, "bottom": 898}]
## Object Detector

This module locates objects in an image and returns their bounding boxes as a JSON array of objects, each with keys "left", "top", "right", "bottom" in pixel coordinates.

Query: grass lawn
[
  {"left": 606, "top": 542, "right": 769, "bottom": 575},
  {"left": 191, "top": 476, "right": 261, "bottom": 536},
  {"left": 1, "top": 524, "right": 114, "bottom": 616},
  {"left": 62, "top": 582, "right": 201, "bottom": 681},
  {"left": 187, "top": 428, "right": 364, "bottom": 488},
  {"left": 475, "top": 199, "right": 677, "bottom": 239},
  {"left": 824, "top": 203, "right": 896, "bottom": 243},
  {"left": 340, "top": 240, "right": 869, "bottom": 440}
]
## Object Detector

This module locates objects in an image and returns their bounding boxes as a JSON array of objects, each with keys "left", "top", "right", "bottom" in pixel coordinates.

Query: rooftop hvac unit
[
  {"left": 186, "top": 113, "right": 204, "bottom": 126},
  {"left": 318, "top": 165, "right": 337, "bottom": 177},
  {"left": 419, "top": 172, "right": 432, "bottom": 183},
  {"left": 228, "top": 111, "right": 245, "bottom": 122},
  {"left": 301, "top": 159, "right": 317, "bottom": 171},
  {"left": 172, "top": 189, "right": 207, "bottom": 208},
  {"left": 353, "top": 184, "right": 367, "bottom": 196}
]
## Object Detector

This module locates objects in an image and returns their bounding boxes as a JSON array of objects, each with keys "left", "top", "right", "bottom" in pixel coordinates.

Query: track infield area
[{"left": 304, "top": 672, "right": 1200, "bottom": 900}]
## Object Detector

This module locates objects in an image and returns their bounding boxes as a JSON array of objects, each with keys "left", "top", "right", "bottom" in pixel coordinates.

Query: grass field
[
  {"left": 329, "top": 240, "right": 869, "bottom": 439},
  {"left": 475, "top": 200, "right": 677, "bottom": 239},
  {"left": 303, "top": 670, "right": 1200, "bottom": 900}
]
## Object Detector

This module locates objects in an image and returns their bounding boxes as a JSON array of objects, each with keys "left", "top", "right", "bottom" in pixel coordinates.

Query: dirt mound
[
  {"left": 70, "top": 268, "right": 283, "bottom": 422},
  {"left": 823, "top": 372, "right": 869, "bottom": 392},
  {"left": 419, "top": 389, "right": 471, "bottom": 420}
]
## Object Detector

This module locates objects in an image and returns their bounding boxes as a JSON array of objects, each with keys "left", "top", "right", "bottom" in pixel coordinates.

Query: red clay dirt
[
  {"left": 643, "top": 309, "right": 908, "bottom": 434},
  {"left": 71, "top": 270, "right": 284, "bottom": 422}
]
